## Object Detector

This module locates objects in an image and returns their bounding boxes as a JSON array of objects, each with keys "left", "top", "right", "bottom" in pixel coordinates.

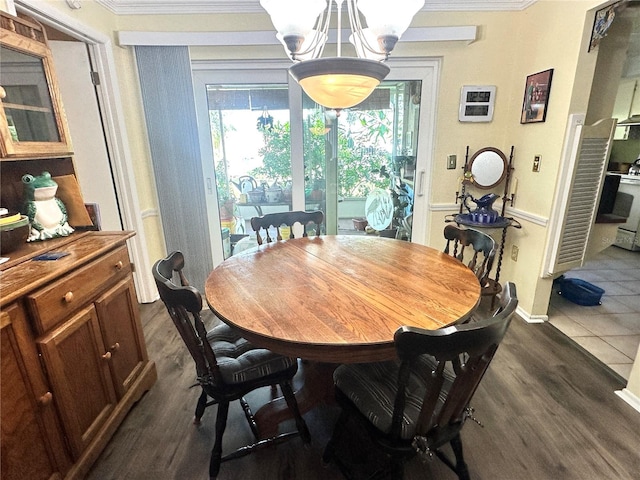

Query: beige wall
[
  {"left": 32, "top": 0, "right": 640, "bottom": 406},
  {"left": 38, "top": 0, "right": 605, "bottom": 316},
  {"left": 417, "top": 1, "right": 602, "bottom": 315}
]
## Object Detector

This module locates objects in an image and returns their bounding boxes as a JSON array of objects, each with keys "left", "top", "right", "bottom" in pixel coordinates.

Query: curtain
[{"left": 135, "top": 46, "right": 213, "bottom": 293}]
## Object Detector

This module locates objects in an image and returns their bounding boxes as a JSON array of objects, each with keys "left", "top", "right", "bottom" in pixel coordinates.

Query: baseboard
[
  {"left": 615, "top": 388, "right": 640, "bottom": 414},
  {"left": 517, "top": 305, "right": 547, "bottom": 323}
]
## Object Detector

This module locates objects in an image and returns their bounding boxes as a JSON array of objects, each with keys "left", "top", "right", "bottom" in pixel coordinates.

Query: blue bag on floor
[{"left": 555, "top": 276, "right": 604, "bottom": 306}]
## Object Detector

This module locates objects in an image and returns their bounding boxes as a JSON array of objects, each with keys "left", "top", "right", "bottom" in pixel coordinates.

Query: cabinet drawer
[{"left": 27, "top": 247, "right": 131, "bottom": 334}]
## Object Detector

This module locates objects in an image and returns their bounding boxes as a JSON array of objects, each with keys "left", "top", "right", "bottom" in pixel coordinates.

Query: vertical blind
[{"left": 135, "top": 45, "right": 213, "bottom": 293}]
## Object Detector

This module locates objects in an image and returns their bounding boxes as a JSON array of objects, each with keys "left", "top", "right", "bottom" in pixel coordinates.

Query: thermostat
[{"left": 459, "top": 85, "right": 496, "bottom": 122}]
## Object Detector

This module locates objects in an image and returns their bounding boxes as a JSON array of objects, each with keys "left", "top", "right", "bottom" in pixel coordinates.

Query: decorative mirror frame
[{"left": 468, "top": 147, "right": 508, "bottom": 190}]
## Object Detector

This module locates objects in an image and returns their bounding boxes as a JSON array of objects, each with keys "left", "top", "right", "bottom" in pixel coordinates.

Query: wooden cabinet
[
  {"left": 0, "top": 12, "right": 73, "bottom": 159},
  {"left": 27, "top": 245, "right": 132, "bottom": 334},
  {"left": 38, "top": 304, "right": 118, "bottom": 460},
  {"left": 0, "top": 232, "right": 157, "bottom": 479},
  {"left": 1, "top": 303, "right": 70, "bottom": 480},
  {"left": 96, "top": 278, "right": 148, "bottom": 399},
  {"left": 0, "top": 13, "right": 153, "bottom": 479}
]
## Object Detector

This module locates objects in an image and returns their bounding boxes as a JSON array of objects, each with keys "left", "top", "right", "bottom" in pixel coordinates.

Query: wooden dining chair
[
  {"left": 444, "top": 224, "right": 499, "bottom": 309},
  {"left": 152, "top": 251, "right": 310, "bottom": 480},
  {"left": 251, "top": 210, "right": 324, "bottom": 245},
  {"left": 444, "top": 224, "right": 496, "bottom": 287},
  {"left": 323, "top": 282, "right": 518, "bottom": 480}
]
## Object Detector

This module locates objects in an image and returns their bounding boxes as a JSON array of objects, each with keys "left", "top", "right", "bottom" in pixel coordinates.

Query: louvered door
[{"left": 545, "top": 117, "right": 616, "bottom": 275}]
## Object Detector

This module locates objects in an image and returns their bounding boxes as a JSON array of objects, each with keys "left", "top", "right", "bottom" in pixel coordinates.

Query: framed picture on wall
[
  {"left": 589, "top": 3, "right": 617, "bottom": 52},
  {"left": 520, "top": 69, "right": 554, "bottom": 124}
]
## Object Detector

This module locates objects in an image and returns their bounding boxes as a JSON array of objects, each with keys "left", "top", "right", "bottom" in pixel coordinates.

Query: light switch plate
[{"left": 533, "top": 155, "right": 541, "bottom": 172}]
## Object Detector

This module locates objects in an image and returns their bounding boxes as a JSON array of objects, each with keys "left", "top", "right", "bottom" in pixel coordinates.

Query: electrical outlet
[
  {"left": 447, "top": 154, "right": 457, "bottom": 170},
  {"left": 511, "top": 245, "right": 519, "bottom": 262},
  {"left": 533, "top": 155, "right": 541, "bottom": 172}
]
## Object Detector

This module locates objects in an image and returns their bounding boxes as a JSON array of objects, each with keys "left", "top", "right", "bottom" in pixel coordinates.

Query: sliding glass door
[
  {"left": 203, "top": 83, "right": 293, "bottom": 236},
  {"left": 301, "top": 80, "right": 421, "bottom": 236},
  {"left": 193, "top": 60, "right": 437, "bottom": 265}
]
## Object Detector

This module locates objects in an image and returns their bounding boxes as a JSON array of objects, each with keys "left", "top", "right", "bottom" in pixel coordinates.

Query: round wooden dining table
[
  {"left": 204, "top": 235, "right": 481, "bottom": 437},
  {"left": 205, "top": 235, "right": 481, "bottom": 363}
]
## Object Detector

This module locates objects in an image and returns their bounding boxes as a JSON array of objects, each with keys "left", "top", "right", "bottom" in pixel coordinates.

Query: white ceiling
[{"left": 94, "top": 0, "right": 538, "bottom": 15}]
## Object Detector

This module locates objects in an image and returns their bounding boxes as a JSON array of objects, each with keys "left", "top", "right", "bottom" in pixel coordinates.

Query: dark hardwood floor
[{"left": 86, "top": 300, "right": 640, "bottom": 480}]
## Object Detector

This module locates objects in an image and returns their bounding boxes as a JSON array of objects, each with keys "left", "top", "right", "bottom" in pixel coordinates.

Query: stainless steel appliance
[{"left": 615, "top": 174, "right": 640, "bottom": 251}]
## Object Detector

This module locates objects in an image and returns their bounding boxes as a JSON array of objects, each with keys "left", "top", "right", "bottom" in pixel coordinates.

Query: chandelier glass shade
[
  {"left": 289, "top": 57, "right": 390, "bottom": 110},
  {"left": 260, "top": 0, "right": 424, "bottom": 110}
]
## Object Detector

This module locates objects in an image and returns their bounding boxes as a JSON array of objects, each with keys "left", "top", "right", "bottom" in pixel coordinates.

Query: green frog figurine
[{"left": 22, "top": 171, "right": 74, "bottom": 241}]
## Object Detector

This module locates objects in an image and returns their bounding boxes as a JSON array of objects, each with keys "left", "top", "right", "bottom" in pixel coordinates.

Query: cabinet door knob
[
  {"left": 39, "top": 391, "right": 53, "bottom": 406},
  {"left": 114, "top": 260, "right": 123, "bottom": 271},
  {"left": 63, "top": 291, "right": 74, "bottom": 303},
  {"left": 102, "top": 351, "right": 112, "bottom": 360},
  {"left": 110, "top": 342, "right": 120, "bottom": 351}
]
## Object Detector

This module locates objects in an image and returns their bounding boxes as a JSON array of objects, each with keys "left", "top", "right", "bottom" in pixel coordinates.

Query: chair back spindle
[
  {"left": 444, "top": 224, "right": 497, "bottom": 288},
  {"left": 395, "top": 282, "right": 517, "bottom": 441},
  {"left": 251, "top": 210, "right": 324, "bottom": 245}
]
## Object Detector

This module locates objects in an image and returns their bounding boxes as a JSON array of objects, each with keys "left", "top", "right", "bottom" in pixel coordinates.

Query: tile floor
[{"left": 548, "top": 245, "right": 640, "bottom": 380}]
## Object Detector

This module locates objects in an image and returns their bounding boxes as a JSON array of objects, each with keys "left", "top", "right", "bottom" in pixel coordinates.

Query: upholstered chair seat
[
  {"left": 334, "top": 355, "right": 454, "bottom": 441},
  {"left": 206, "top": 323, "right": 297, "bottom": 384}
]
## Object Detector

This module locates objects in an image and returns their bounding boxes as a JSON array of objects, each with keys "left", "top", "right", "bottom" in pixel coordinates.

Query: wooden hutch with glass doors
[{"left": 0, "top": 11, "right": 157, "bottom": 480}]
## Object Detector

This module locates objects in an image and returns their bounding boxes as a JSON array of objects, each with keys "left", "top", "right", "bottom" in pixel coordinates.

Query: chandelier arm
[
  {"left": 314, "top": 2, "right": 331, "bottom": 58},
  {"left": 347, "top": 0, "right": 360, "bottom": 45},
  {"left": 291, "top": 3, "right": 331, "bottom": 61},
  {"left": 335, "top": 0, "right": 343, "bottom": 57},
  {"left": 357, "top": 33, "right": 389, "bottom": 59},
  {"left": 347, "top": 0, "right": 359, "bottom": 34},
  {"left": 348, "top": 0, "right": 388, "bottom": 59}
]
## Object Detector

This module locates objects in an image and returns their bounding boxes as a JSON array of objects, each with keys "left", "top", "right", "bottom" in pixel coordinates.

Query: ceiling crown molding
[
  {"left": 117, "top": 25, "right": 477, "bottom": 47},
  {"left": 95, "top": 0, "right": 537, "bottom": 16}
]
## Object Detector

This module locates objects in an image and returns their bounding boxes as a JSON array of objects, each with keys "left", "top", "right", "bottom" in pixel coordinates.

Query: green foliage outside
[
  {"left": 209, "top": 105, "right": 411, "bottom": 231},
  {"left": 250, "top": 119, "right": 292, "bottom": 185},
  {"left": 250, "top": 110, "right": 392, "bottom": 198}
]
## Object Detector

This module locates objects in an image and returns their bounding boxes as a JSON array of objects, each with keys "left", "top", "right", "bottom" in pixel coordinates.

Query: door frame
[
  {"left": 192, "top": 57, "right": 440, "bottom": 263},
  {"left": 16, "top": 0, "right": 157, "bottom": 302},
  {"left": 49, "top": 40, "right": 122, "bottom": 232},
  {"left": 192, "top": 63, "right": 300, "bottom": 266}
]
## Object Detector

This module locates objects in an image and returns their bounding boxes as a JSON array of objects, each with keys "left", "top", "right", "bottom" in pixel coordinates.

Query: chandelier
[{"left": 260, "top": 0, "right": 424, "bottom": 111}]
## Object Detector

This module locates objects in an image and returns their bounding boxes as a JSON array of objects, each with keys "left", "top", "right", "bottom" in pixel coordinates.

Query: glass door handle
[{"left": 417, "top": 170, "right": 425, "bottom": 196}]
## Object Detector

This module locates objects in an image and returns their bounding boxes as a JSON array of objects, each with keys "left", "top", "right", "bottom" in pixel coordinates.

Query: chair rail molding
[{"left": 430, "top": 203, "right": 547, "bottom": 228}]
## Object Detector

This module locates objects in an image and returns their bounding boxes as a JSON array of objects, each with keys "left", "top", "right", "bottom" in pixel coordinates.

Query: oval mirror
[{"left": 468, "top": 147, "right": 508, "bottom": 189}]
